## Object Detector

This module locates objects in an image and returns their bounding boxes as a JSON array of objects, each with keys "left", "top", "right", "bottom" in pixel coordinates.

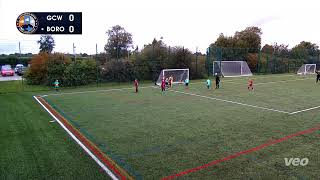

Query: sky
[{"left": 0, "top": 0, "right": 319, "bottom": 54}]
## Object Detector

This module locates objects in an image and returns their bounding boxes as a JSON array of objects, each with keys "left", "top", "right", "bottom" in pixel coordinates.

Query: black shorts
[{"left": 185, "top": 83, "right": 189, "bottom": 86}]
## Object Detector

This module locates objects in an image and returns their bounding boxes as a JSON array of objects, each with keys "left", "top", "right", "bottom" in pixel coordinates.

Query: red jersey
[
  {"left": 248, "top": 80, "right": 253, "bottom": 86},
  {"left": 134, "top": 80, "right": 139, "bottom": 87},
  {"left": 161, "top": 80, "right": 166, "bottom": 88}
]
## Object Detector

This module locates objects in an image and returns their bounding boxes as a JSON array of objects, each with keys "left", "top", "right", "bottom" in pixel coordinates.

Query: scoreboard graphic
[{"left": 16, "top": 12, "right": 82, "bottom": 34}]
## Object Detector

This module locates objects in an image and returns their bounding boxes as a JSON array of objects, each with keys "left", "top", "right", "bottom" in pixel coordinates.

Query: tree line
[{"left": 22, "top": 25, "right": 320, "bottom": 86}]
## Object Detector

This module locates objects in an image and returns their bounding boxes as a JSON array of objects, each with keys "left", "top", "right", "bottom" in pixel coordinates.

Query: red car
[{"left": 1, "top": 66, "right": 14, "bottom": 76}]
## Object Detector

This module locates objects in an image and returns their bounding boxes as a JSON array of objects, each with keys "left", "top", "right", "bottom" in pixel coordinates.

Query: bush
[
  {"left": 0, "top": 55, "right": 31, "bottom": 67},
  {"left": 25, "top": 53, "right": 97, "bottom": 86},
  {"left": 24, "top": 53, "right": 49, "bottom": 85},
  {"left": 63, "top": 60, "right": 98, "bottom": 86},
  {"left": 47, "top": 53, "right": 71, "bottom": 86},
  {"left": 101, "top": 59, "right": 135, "bottom": 82}
]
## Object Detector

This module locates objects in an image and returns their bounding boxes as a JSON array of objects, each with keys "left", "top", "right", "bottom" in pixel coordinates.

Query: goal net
[
  {"left": 297, "top": 64, "right": 316, "bottom": 75},
  {"left": 156, "top": 69, "right": 189, "bottom": 85},
  {"left": 213, "top": 61, "right": 252, "bottom": 77}
]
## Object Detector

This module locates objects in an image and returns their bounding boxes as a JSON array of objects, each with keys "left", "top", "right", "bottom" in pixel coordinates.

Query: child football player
[
  {"left": 184, "top": 78, "right": 189, "bottom": 89},
  {"left": 134, "top": 79, "right": 139, "bottom": 93},
  {"left": 169, "top": 76, "right": 173, "bottom": 88},
  {"left": 165, "top": 77, "right": 169, "bottom": 88},
  {"left": 316, "top": 71, "right": 320, "bottom": 83},
  {"left": 161, "top": 78, "right": 166, "bottom": 92},
  {"left": 53, "top": 79, "right": 60, "bottom": 91},
  {"left": 206, "top": 79, "right": 211, "bottom": 89},
  {"left": 248, "top": 79, "right": 254, "bottom": 90},
  {"left": 215, "top": 73, "right": 220, "bottom": 89}
]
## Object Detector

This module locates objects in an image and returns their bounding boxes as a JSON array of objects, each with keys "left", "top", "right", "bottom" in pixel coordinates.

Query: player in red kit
[
  {"left": 134, "top": 79, "right": 139, "bottom": 93},
  {"left": 161, "top": 78, "right": 166, "bottom": 92},
  {"left": 248, "top": 79, "right": 254, "bottom": 90}
]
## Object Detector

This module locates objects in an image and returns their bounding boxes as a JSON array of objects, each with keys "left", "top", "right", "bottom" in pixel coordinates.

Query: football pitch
[{"left": 35, "top": 74, "right": 320, "bottom": 179}]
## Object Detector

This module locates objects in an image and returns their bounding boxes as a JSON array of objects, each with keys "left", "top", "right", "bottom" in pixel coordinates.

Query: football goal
[
  {"left": 156, "top": 69, "right": 189, "bottom": 85},
  {"left": 213, "top": 61, "right": 252, "bottom": 77},
  {"left": 297, "top": 64, "right": 316, "bottom": 75}
]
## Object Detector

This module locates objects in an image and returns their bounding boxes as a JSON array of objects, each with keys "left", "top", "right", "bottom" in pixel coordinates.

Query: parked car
[
  {"left": 1, "top": 66, "right": 14, "bottom": 76},
  {"left": 17, "top": 66, "right": 27, "bottom": 76},
  {"left": 2, "top": 64, "right": 11, "bottom": 69},
  {"left": 14, "top": 64, "right": 24, "bottom": 73}
]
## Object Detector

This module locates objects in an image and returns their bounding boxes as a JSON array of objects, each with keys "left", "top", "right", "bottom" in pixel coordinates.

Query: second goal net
[
  {"left": 213, "top": 61, "right": 253, "bottom": 77},
  {"left": 297, "top": 64, "right": 316, "bottom": 75},
  {"left": 156, "top": 69, "right": 189, "bottom": 85}
]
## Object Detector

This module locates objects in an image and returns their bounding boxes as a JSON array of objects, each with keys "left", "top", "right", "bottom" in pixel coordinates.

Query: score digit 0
[
  {"left": 69, "top": 14, "right": 74, "bottom": 21},
  {"left": 69, "top": 26, "right": 74, "bottom": 33}
]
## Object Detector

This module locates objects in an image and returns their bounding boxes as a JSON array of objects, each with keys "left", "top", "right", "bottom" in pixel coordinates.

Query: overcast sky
[{"left": 0, "top": 0, "right": 319, "bottom": 54}]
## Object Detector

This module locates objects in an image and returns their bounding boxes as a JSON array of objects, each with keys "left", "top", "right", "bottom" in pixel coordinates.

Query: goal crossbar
[
  {"left": 156, "top": 68, "right": 189, "bottom": 85},
  {"left": 297, "top": 64, "right": 316, "bottom": 75},
  {"left": 213, "top": 61, "right": 252, "bottom": 77}
]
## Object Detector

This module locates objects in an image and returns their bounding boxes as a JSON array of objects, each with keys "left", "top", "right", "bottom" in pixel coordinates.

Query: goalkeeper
[
  {"left": 215, "top": 73, "right": 220, "bottom": 89},
  {"left": 316, "top": 71, "right": 320, "bottom": 83}
]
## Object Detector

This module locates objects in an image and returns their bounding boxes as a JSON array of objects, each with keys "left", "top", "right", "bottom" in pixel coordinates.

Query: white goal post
[
  {"left": 297, "top": 64, "right": 316, "bottom": 75},
  {"left": 213, "top": 61, "right": 253, "bottom": 77},
  {"left": 156, "top": 69, "right": 189, "bottom": 85}
]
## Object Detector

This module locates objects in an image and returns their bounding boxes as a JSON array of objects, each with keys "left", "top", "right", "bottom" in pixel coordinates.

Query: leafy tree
[
  {"left": 212, "top": 33, "right": 236, "bottom": 48},
  {"left": 261, "top": 44, "right": 274, "bottom": 54},
  {"left": 234, "top": 26, "right": 262, "bottom": 52},
  {"left": 170, "top": 47, "right": 192, "bottom": 69},
  {"left": 37, "top": 35, "right": 55, "bottom": 53},
  {"left": 210, "top": 27, "right": 262, "bottom": 61},
  {"left": 101, "top": 60, "right": 134, "bottom": 82},
  {"left": 291, "top": 41, "right": 319, "bottom": 59},
  {"left": 140, "top": 38, "right": 168, "bottom": 80},
  {"left": 211, "top": 27, "right": 262, "bottom": 52},
  {"left": 272, "top": 43, "right": 289, "bottom": 57},
  {"left": 25, "top": 53, "right": 49, "bottom": 84},
  {"left": 104, "top": 25, "right": 133, "bottom": 59},
  {"left": 47, "top": 53, "right": 71, "bottom": 85},
  {"left": 63, "top": 60, "right": 98, "bottom": 86}
]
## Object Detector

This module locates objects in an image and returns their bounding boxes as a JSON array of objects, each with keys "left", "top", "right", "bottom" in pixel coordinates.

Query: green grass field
[
  {"left": 0, "top": 83, "right": 110, "bottom": 179},
  {"left": 35, "top": 74, "right": 320, "bottom": 179}
]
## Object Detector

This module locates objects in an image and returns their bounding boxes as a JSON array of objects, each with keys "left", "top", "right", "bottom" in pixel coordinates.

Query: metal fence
[{"left": 206, "top": 46, "right": 320, "bottom": 75}]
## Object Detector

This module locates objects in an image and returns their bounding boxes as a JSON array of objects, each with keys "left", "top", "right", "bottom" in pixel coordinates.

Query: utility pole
[
  {"left": 19, "top": 41, "right": 21, "bottom": 54},
  {"left": 96, "top": 43, "right": 98, "bottom": 55},
  {"left": 195, "top": 46, "right": 198, "bottom": 77},
  {"left": 73, "top": 43, "right": 76, "bottom": 61}
]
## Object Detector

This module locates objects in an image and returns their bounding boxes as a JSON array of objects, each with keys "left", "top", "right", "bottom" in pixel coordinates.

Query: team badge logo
[{"left": 16, "top": 12, "right": 39, "bottom": 34}]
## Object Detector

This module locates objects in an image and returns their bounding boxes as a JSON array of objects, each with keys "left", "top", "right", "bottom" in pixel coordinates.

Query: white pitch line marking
[
  {"left": 289, "top": 105, "right": 320, "bottom": 115},
  {"left": 190, "top": 77, "right": 313, "bottom": 86},
  {"left": 166, "top": 89, "right": 290, "bottom": 114},
  {"left": 42, "top": 86, "right": 154, "bottom": 97},
  {"left": 33, "top": 96, "right": 119, "bottom": 180}
]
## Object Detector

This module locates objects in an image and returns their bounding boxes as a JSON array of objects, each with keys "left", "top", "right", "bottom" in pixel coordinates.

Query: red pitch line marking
[
  {"left": 37, "top": 97, "right": 128, "bottom": 180},
  {"left": 162, "top": 125, "right": 320, "bottom": 180}
]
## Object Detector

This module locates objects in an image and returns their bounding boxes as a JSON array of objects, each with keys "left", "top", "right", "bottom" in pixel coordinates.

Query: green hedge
[
  {"left": 25, "top": 53, "right": 98, "bottom": 87},
  {"left": 0, "top": 56, "right": 31, "bottom": 66}
]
